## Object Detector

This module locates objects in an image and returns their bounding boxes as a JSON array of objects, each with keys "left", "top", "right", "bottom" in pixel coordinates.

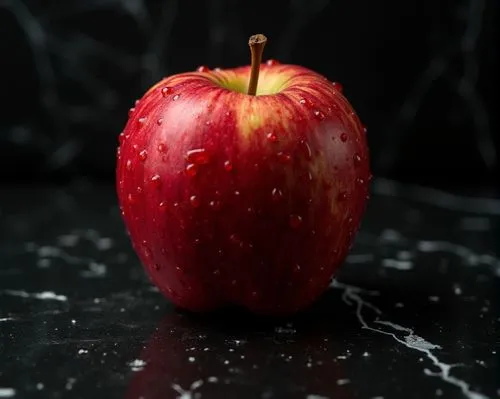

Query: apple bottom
[{"left": 135, "top": 219, "right": 354, "bottom": 316}]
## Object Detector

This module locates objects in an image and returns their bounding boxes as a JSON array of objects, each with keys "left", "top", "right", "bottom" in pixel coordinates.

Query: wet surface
[{"left": 0, "top": 180, "right": 499, "bottom": 399}]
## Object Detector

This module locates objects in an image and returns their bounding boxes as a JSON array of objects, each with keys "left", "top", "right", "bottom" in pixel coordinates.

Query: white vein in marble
[{"left": 330, "top": 280, "right": 489, "bottom": 399}]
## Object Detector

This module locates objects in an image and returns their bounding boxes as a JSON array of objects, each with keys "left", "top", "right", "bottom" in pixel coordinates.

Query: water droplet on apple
[
  {"left": 173, "top": 94, "right": 180, "bottom": 101},
  {"left": 119, "top": 132, "right": 125, "bottom": 144},
  {"left": 157, "top": 143, "right": 167, "bottom": 153},
  {"left": 142, "top": 242, "right": 151, "bottom": 259},
  {"left": 295, "top": 264, "right": 301, "bottom": 272},
  {"left": 277, "top": 152, "right": 292, "bottom": 163},
  {"left": 127, "top": 193, "right": 135, "bottom": 204},
  {"left": 362, "top": 125, "right": 367, "bottom": 134},
  {"left": 135, "top": 99, "right": 140, "bottom": 106},
  {"left": 136, "top": 186, "right": 143, "bottom": 194},
  {"left": 289, "top": 214, "right": 303, "bottom": 228},
  {"left": 151, "top": 174, "right": 161, "bottom": 186},
  {"left": 340, "top": 133, "right": 348, "bottom": 142},
  {"left": 116, "top": 147, "right": 121, "bottom": 158},
  {"left": 299, "top": 139, "right": 312, "bottom": 160},
  {"left": 126, "top": 160, "right": 132, "bottom": 170},
  {"left": 234, "top": 190, "right": 240, "bottom": 197},
  {"left": 271, "top": 187, "right": 283, "bottom": 201},
  {"left": 337, "top": 191, "right": 348, "bottom": 201},
  {"left": 157, "top": 118, "right": 163, "bottom": 125},
  {"left": 356, "top": 177, "right": 365, "bottom": 185},
  {"left": 161, "top": 87, "right": 173, "bottom": 97},
  {"left": 332, "top": 82, "right": 343, "bottom": 92},
  {"left": 353, "top": 153, "right": 362, "bottom": 165},
  {"left": 139, "top": 149, "right": 148, "bottom": 161},
  {"left": 185, "top": 163, "right": 198, "bottom": 177},
  {"left": 313, "top": 110, "right": 325, "bottom": 120},
  {"left": 197, "top": 65, "right": 210, "bottom": 72},
  {"left": 153, "top": 263, "right": 161, "bottom": 271},
  {"left": 128, "top": 107, "right": 135, "bottom": 116},
  {"left": 224, "top": 160, "right": 233, "bottom": 172},
  {"left": 186, "top": 148, "right": 210, "bottom": 164},
  {"left": 266, "top": 59, "right": 280, "bottom": 66},
  {"left": 299, "top": 98, "right": 307, "bottom": 105},
  {"left": 267, "top": 132, "right": 278, "bottom": 142},
  {"left": 159, "top": 201, "right": 167, "bottom": 211},
  {"left": 138, "top": 117, "right": 147, "bottom": 124},
  {"left": 190, "top": 195, "right": 200, "bottom": 208},
  {"left": 209, "top": 200, "right": 221, "bottom": 210}
]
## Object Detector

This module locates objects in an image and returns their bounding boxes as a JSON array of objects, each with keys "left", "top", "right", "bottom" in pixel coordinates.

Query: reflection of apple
[
  {"left": 117, "top": 34, "right": 370, "bottom": 314},
  {"left": 124, "top": 308, "right": 353, "bottom": 399}
]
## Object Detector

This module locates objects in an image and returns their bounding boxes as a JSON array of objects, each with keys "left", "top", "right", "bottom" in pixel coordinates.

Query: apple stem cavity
[{"left": 247, "top": 34, "right": 267, "bottom": 96}]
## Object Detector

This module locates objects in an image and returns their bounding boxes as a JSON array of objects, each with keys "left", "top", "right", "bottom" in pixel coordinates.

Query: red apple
[{"left": 116, "top": 34, "right": 370, "bottom": 315}]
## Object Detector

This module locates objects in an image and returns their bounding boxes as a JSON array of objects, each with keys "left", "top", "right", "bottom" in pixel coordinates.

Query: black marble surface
[{"left": 1, "top": 179, "right": 499, "bottom": 399}]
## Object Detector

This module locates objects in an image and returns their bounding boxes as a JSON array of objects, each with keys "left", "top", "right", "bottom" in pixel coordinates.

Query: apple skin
[{"left": 116, "top": 63, "right": 370, "bottom": 315}]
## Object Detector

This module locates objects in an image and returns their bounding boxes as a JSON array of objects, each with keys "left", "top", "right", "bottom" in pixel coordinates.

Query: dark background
[{"left": 1, "top": 0, "right": 499, "bottom": 189}]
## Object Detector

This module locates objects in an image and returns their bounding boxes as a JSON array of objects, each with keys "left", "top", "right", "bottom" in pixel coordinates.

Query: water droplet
[
  {"left": 272, "top": 187, "right": 283, "bottom": 201},
  {"left": 128, "top": 107, "right": 135, "bottom": 116},
  {"left": 299, "top": 140, "right": 312, "bottom": 160},
  {"left": 332, "top": 82, "right": 343, "bottom": 92},
  {"left": 190, "top": 195, "right": 200, "bottom": 208},
  {"left": 127, "top": 193, "right": 135, "bottom": 204},
  {"left": 186, "top": 148, "right": 210, "bottom": 164},
  {"left": 229, "top": 234, "right": 241, "bottom": 245},
  {"left": 266, "top": 59, "right": 280, "bottom": 66},
  {"left": 295, "top": 264, "right": 301, "bottom": 272},
  {"left": 135, "top": 99, "right": 140, "bottom": 106},
  {"left": 299, "top": 98, "right": 307, "bottom": 105},
  {"left": 157, "top": 118, "right": 163, "bottom": 125},
  {"left": 173, "top": 94, "right": 180, "bottom": 101},
  {"left": 337, "top": 191, "right": 348, "bottom": 201},
  {"left": 224, "top": 160, "right": 233, "bottom": 172},
  {"left": 289, "top": 214, "right": 303, "bottom": 228},
  {"left": 143, "top": 242, "right": 151, "bottom": 259},
  {"left": 151, "top": 174, "right": 161, "bottom": 186},
  {"left": 159, "top": 201, "right": 167, "bottom": 211},
  {"left": 209, "top": 200, "right": 221, "bottom": 210},
  {"left": 353, "top": 153, "right": 362, "bottom": 165},
  {"left": 132, "top": 144, "right": 139, "bottom": 150},
  {"left": 138, "top": 117, "right": 147, "bottom": 124},
  {"left": 157, "top": 143, "right": 167, "bottom": 153},
  {"left": 139, "top": 149, "right": 148, "bottom": 161},
  {"left": 185, "top": 163, "right": 198, "bottom": 177},
  {"left": 136, "top": 186, "right": 143, "bottom": 194},
  {"left": 362, "top": 125, "right": 367, "bottom": 134},
  {"left": 340, "top": 133, "right": 348, "bottom": 142},
  {"left": 116, "top": 147, "right": 121, "bottom": 158},
  {"left": 161, "top": 87, "right": 173, "bottom": 97},
  {"left": 356, "top": 177, "right": 365, "bottom": 185},
  {"left": 313, "top": 110, "right": 325, "bottom": 120},
  {"left": 197, "top": 65, "right": 210, "bottom": 72},
  {"left": 126, "top": 160, "right": 132, "bottom": 170},
  {"left": 267, "top": 132, "right": 278, "bottom": 142},
  {"left": 277, "top": 152, "right": 291, "bottom": 163},
  {"left": 234, "top": 190, "right": 240, "bottom": 196},
  {"left": 119, "top": 132, "right": 125, "bottom": 143},
  {"left": 153, "top": 263, "right": 160, "bottom": 271},
  {"left": 348, "top": 216, "right": 353, "bottom": 224}
]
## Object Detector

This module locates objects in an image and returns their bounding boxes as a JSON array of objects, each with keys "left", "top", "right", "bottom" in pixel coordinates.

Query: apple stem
[{"left": 247, "top": 34, "right": 267, "bottom": 96}]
